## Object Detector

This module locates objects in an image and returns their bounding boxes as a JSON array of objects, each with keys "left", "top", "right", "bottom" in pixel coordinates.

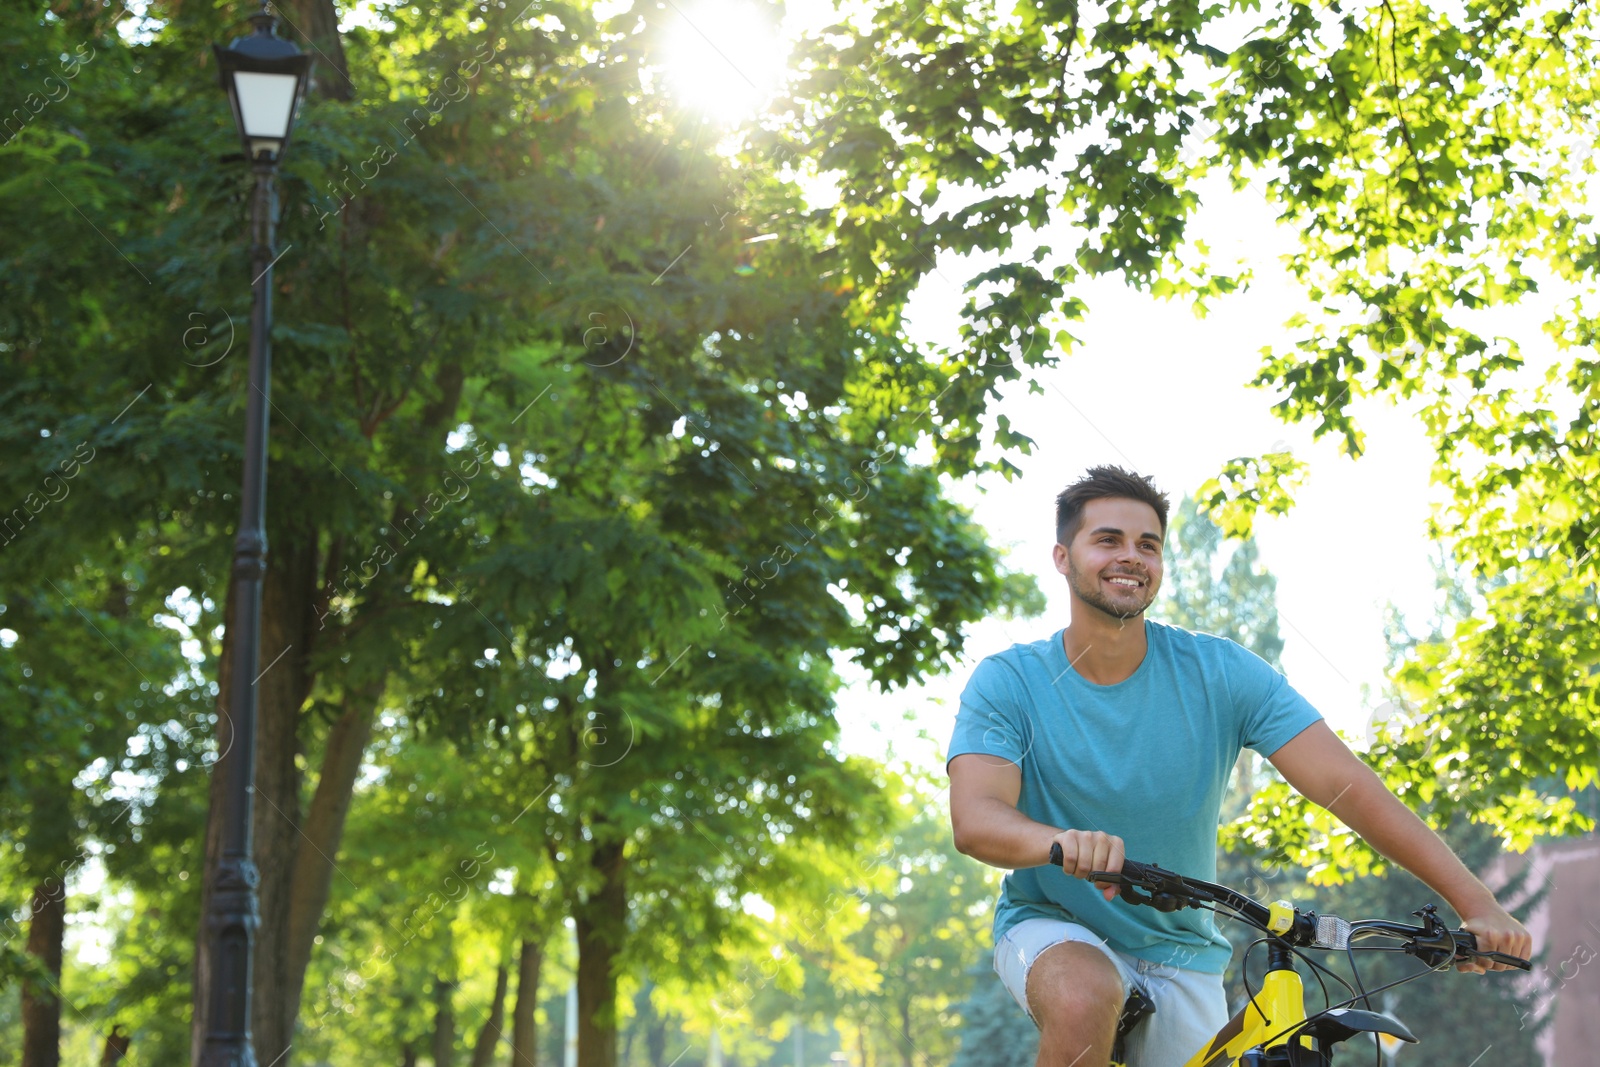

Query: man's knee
[{"left": 1026, "top": 940, "right": 1125, "bottom": 1036}]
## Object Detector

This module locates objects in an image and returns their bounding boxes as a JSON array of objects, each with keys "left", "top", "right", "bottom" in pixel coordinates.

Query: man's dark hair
[{"left": 1055, "top": 466, "right": 1171, "bottom": 546}]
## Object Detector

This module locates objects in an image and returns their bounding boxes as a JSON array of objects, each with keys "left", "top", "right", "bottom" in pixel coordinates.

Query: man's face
[{"left": 1052, "top": 497, "right": 1164, "bottom": 621}]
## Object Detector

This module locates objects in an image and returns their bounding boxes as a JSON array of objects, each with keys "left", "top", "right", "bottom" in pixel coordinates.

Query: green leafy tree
[
  {"left": 1155, "top": 496, "right": 1285, "bottom": 670},
  {"left": 284, "top": 722, "right": 562, "bottom": 1066},
  {"left": 948, "top": 966, "right": 1037, "bottom": 1067},
  {"left": 832, "top": 796, "right": 996, "bottom": 1067},
  {"left": 628, "top": 768, "right": 1015, "bottom": 1067},
  {"left": 0, "top": 552, "right": 197, "bottom": 1064},
  {"left": 419, "top": 333, "right": 1027, "bottom": 1067}
]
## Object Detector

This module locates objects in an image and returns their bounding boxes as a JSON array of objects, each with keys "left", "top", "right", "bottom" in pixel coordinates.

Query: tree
[
  {"left": 274, "top": 715, "right": 562, "bottom": 1066},
  {"left": 682, "top": 776, "right": 1001, "bottom": 1067},
  {"left": 0, "top": 554, "right": 196, "bottom": 1065},
  {"left": 948, "top": 966, "right": 1037, "bottom": 1067},
  {"left": 1155, "top": 496, "right": 1285, "bottom": 670},
  {"left": 838, "top": 800, "right": 997, "bottom": 1067}
]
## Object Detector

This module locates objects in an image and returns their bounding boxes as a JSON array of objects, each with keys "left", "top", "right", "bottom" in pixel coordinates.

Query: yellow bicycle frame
[{"left": 1179, "top": 967, "right": 1319, "bottom": 1067}]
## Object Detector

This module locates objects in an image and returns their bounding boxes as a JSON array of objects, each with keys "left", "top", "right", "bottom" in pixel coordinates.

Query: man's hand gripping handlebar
[{"left": 1048, "top": 841, "right": 1198, "bottom": 912}]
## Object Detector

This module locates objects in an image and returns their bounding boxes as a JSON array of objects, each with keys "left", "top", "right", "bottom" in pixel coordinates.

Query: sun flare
[{"left": 658, "top": 2, "right": 790, "bottom": 122}]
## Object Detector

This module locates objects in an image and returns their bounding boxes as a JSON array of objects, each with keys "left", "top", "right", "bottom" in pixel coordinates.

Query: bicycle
[{"left": 1046, "top": 843, "right": 1531, "bottom": 1066}]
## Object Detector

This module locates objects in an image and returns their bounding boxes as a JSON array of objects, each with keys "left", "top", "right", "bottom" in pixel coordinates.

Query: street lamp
[
  {"left": 200, "top": 7, "right": 311, "bottom": 1067},
  {"left": 215, "top": 5, "right": 313, "bottom": 164}
]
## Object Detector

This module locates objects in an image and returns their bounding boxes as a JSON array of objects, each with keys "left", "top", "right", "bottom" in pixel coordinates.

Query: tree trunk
[
  {"left": 511, "top": 938, "right": 544, "bottom": 1067},
  {"left": 21, "top": 877, "right": 66, "bottom": 1067},
  {"left": 644, "top": 1004, "right": 667, "bottom": 1067},
  {"left": 470, "top": 957, "right": 510, "bottom": 1067},
  {"left": 251, "top": 533, "right": 321, "bottom": 1067},
  {"left": 433, "top": 973, "right": 458, "bottom": 1067},
  {"left": 402, "top": 1041, "right": 419, "bottom": 1067},
  {"left": 285, "top": 684, "right": 383, "bottom": 1018},
  {"left": 99, "top": 1025, "right": 130, "bottom": 1065},
  {"left": 286, "top": 0, "right": 353, "bottom": 101},
  {"left": 630, "top": 978, "right": 666, "bottom": 1067},
  {"left": 191, "top": 530, "right": 321, "bottom": 1067},
  {"left": 574, "top": 836, "right": 627, "bottom": 1067},
  {"left": 897, "top": 999, "right": 912, "bottom": 1067},
  {"left": 621, "top": 980, "right": 646, "bottom": 1067}
]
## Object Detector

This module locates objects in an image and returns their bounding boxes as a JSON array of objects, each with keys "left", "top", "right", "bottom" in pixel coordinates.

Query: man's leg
[{"left": 1026, "top": 940, "right": 1126, "bottom": 1067}]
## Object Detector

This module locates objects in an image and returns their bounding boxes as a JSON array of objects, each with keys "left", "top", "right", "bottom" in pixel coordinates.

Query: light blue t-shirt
[{"left": 946, "top": 620, "right": 1323, "bottom": 974}]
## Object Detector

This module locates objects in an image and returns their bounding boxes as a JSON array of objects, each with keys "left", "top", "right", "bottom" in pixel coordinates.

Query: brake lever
[
  {"left": 1407, "top": 903, "right": 1458, "bottom": 967},
  {"left": 1116, "top": 881, "right": 1196, "bottom": 912},
  {"left": 1477, "top": 951, "right": 1533, "bottom": 970},
  {"left": 1088, "top": 865, "right": 1201, "bottom": 913}
]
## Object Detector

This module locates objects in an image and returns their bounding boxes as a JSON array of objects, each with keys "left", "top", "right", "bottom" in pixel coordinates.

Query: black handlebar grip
[
  {"left": 1452, "top": 929, "right": 1532, "bottom": 970},
  {"left": 1047, "top": 843, "right": 1156, "bottom": 884}
]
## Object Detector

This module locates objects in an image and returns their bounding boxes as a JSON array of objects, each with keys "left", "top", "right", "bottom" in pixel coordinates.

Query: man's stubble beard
[{"left": 1065, "top": 550, "right": 1158, "bottom": 622}]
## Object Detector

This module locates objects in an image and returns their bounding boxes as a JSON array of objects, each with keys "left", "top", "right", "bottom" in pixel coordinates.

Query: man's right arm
[{"left": 948, "top": 753, "right": 1127, "bottom": 900}]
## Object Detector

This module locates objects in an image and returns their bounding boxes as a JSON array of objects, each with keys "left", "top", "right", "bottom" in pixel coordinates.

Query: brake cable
[
  {"left": 1240, "top": 937, "right": 1268, "bottom": 1025},
  {"left": 1249, "top": 955, "right": 1457, "bottom": 1055},
  {"left": 1345, "top": 937, "right": 1373, "bottom": 1013},
  {"left": 1153, "top": 880, "right": 1353, "bottom": 996},
  {"left": 1341, "top": 939, "right": 1378, "bottom": 1067}
]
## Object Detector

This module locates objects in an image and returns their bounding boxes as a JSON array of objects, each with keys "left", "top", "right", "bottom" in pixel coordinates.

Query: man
[{"left": 946, "top": 465, "right": 1531, "bottom": 1067}]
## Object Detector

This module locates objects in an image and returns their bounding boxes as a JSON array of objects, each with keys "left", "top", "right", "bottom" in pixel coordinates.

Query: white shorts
[{"left": 994, "top": 917, "right": 1229, "bottom": 1067}]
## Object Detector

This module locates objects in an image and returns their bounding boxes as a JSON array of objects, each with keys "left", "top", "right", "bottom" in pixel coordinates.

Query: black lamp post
[{"left": 201, "top": 7, "right": 311, "bottom": 1067}]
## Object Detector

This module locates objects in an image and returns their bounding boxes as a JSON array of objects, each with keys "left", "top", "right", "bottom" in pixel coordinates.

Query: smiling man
[{"left": 946, "top": 465, "right": 1531, "bottom": 1067}]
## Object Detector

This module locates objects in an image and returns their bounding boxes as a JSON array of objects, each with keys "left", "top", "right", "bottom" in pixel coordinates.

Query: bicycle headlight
[
  {"left": 1314, "top": 914, "right": 1352, "bottom": 950},
  {"left": 1268, "top": 900, "right": 1296, "bottom": 936}
]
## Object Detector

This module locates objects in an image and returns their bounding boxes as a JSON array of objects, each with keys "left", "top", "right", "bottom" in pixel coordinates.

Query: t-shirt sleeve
[
  {"left": 946, "top": 654, "right": 1033, "bottom": 769},
  {"left": 1229, "top": 643, "right": 1324, "bottom": 757}
]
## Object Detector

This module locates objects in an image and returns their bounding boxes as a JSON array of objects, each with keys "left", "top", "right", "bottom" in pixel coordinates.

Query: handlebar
[{"left": 1046, "top": 843, "right": 1530, "bottom": 970}]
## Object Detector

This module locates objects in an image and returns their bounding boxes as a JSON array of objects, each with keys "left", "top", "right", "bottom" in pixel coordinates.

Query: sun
[{"left": 657, "top": 1, "right": 790, "bottom": 123}]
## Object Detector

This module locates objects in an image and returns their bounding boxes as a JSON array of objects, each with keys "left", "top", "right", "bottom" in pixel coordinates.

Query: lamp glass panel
[{"left": 233, "top": 70, "right": 299, "bottom": 140}]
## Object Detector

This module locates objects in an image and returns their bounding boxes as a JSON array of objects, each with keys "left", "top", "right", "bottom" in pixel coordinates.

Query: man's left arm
[{"left": 1266, "top": 721, "right": 1533, "bottom": 974}]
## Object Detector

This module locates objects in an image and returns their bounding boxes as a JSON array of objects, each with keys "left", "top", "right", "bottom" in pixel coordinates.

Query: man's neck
[{"left": 1062, "top": 611, "right": 1148, "bottom": 686}]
